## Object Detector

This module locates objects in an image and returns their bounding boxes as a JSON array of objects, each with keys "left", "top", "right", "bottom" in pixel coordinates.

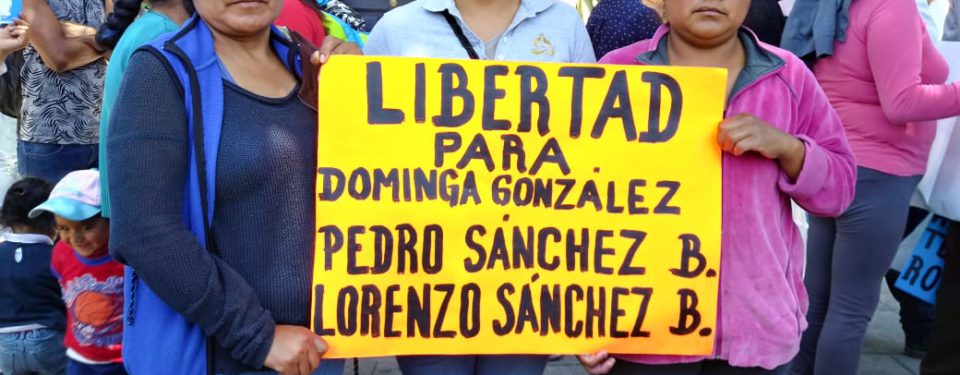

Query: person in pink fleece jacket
[
  {"left": 793, "top": 0, "right": 960, "bottom": 374},
  {"left": 578, "top": 0, "right": 857, "bottom": 374}
]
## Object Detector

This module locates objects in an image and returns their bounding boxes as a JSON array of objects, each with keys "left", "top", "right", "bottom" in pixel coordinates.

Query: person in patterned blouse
[
  {"left": 17, "top": 0, "right": 105, "bottom": 183},
  {"left": 586, "top": 0, "right": 662, "bottom": 59}
]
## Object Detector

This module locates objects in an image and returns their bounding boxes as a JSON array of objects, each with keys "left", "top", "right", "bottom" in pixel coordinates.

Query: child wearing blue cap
[{"left": 30, "top": 169, "right": 126, "bottom": 375}]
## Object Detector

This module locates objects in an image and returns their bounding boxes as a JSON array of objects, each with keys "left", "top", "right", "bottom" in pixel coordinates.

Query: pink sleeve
[
  {"left": 779, "top": 66, "right": 857, "bottom": 217},
  {"left": 866, "top": 0, "right": 960, "bottom": 124}
]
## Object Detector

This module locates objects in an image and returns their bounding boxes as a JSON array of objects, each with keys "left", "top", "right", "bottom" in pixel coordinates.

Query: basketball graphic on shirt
[
  {"left": 74, "top": 291, "right": 118, "bottom": 327},
  {"left": 63, "top": 274, "right": 124, "bottom": 347}
]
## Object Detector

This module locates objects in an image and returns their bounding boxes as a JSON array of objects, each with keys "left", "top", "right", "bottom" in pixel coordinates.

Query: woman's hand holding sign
[
  {"left": 265, "top": 325, "right": 329, "bottom": 375},
  {"left": 717, "top": 113, "right": 806, "bottom": 181},
  {"left": 310, "top": 36, "right": 362, "bottom": 66},
  {"left": 577, "top": 350, "right": 616, "bottom": 375}
]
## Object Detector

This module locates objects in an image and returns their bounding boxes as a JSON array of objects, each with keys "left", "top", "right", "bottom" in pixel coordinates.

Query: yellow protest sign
[{"left": 313, "top": 55, "right": 725, "bottom": 358}]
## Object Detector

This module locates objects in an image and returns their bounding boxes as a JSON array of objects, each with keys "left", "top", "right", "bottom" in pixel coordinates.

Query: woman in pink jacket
[
  {"left": 578, "top": 0, "right": 856, "bottom": 373},
  {"left": 792, "top": 0, "right": 960, "bottom": 374}
]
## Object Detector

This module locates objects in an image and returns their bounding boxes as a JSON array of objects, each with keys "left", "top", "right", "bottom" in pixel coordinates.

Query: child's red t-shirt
[{"left": 50, "top": 241, "right": 124, "bottom": 363}]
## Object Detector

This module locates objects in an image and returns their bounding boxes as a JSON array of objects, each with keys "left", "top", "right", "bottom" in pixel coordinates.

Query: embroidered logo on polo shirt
[{"left": 532, "top": 33, "right": 554, "bottom": 56}]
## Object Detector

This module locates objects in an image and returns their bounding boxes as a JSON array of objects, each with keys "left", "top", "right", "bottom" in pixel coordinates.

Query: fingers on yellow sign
[{"left": 313, "top": 55, "right": 726, "bottom": 358}]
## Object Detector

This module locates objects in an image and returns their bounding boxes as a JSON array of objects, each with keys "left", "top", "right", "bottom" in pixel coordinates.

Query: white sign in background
[
  {"left": 0, "top": 0, "right": 20, "bottom": 24},
  {"left": 918, "top": 42, "right": 960, "bottom": 222}
]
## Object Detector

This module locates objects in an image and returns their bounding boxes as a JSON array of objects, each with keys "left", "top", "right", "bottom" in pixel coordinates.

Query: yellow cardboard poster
[{"left": 313, "top": 55, "right": 726, "bottom": 358}]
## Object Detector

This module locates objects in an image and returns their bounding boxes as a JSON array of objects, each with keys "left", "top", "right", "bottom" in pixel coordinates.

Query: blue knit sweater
[{"left": 107, "top": 46, "right": 315, "bottom": 373}]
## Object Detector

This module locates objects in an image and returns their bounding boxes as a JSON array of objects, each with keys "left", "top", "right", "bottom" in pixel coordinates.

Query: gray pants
[{"left": 791, "top": 167, "right": 921, "bottom": 375}]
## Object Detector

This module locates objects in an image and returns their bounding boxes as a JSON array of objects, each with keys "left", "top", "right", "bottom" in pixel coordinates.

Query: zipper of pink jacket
[{"left": 711, "top": 62, "right": 788, "bottom": 360}]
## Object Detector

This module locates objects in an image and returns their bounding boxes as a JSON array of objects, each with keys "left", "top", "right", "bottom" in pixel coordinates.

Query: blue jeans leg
[
  {"left": 0, "top": 328, "right": 66, "bottom": 375},
  {"left": 397, "top": 355, "right": 476, "bottom": 375},
  {"left": 226, "top": 359, "right": 345, "bottom": 375},
  {"left": 314, "top": 358, "right": 345, "bottom": 375},
  {"left": 398, "top": 355, "right": 547, "bottom": 375},
  {"left": 66, "top": 359, "right": 126, "bottom": 375},
  {"left": 0, "top": 332, "right": 22, "bottom": 375},
  {"left": 475, "top": 355, "right": 547, "bottom": 375},
  {"left": 17, "top": 141, "right": 99, "bottom": 183}
]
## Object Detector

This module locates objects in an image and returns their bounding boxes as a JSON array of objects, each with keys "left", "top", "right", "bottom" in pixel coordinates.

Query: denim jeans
[
  {"left": 222, "top": 358, "right": 345, "bottom": 375},
  {"left": 66, "top": 359, "right": 127, "bottom": 375},
  {"left": 17, "top": 141, "right": 98, "bottom": 183},
  {"left": 396, "top": 355, "right": 548, "bottom": 375},
  {"left": 0, "top": 328, "right": 67, "bottom": 375}
]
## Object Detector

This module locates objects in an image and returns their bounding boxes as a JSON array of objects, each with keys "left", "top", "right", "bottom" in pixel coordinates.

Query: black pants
[
  {"left": 610, "top": 360, "right": 789, "bottom": 375},
  {"left": 885, "top": 270, "right": 937, "bottom": 349},
  {"left": 885, "top": 207, "right": 936, "bottom": 350},
  {"left": 921, "top": 220, "right": 960, "bottom": 375}
]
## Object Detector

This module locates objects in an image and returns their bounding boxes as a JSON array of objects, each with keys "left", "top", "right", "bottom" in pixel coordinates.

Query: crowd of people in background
[{"left": 0, "top": 0, "right": 959, "bottom": 375}]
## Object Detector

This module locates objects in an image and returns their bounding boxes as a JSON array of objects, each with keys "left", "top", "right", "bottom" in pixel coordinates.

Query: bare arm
[
  {"left": 19, "top": 0, "right": 103, "bottom": 72},
  {"left": 60, "top": 21, "right": 97, "bottom": 38}
]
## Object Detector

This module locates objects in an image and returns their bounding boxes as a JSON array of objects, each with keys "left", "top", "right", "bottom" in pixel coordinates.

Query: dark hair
[
  {"left": 96, "top": 0, "right": 196, "bottom": 50},
  {"left": 183, "top": 0, "right": 194, "bottom": 15},
  {"left": 0, "top": 178, "right": 54, "bottom": 233},
  {"left": 95, "top": 0, "right": 145, "bottom": 50}
]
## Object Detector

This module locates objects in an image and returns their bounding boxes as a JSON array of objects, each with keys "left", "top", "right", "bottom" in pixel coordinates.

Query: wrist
[
  {"left": 254, "top": 320, "right": 277, "bottom": 368},
  {"left": 776, "top": 134, "right": 800, "bottom": 159},
  {"left": 778, "top": 135, "right": 805, "bottom": 168}
]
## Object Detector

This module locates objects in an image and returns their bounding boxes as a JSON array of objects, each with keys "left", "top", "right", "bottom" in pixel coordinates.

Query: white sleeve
[{"left": 917, "top": 0, "right": 950, "bottom": 42}]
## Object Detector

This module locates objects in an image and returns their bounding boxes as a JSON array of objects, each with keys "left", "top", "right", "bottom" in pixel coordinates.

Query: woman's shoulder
[
  {"left": 849, "top": 0, "right": 916, "bottom": 29},
  {"left": 128, "top": 45, "right": 175, "bottom": 73},
  {"left": 744, "top": 43, "right": 833, "bottom": 113},
  {"left": 116, "top": 48, "right": 186, "bottom": 103},
  {"left": 598, "top": 39, "right": 653, "bottom": 64},
  {"left": 113, "top": 14, "right": 181, "bottom": 66},
  {"left": 759, "top": 43, "right": 806, "bottom": 69},
  {"left": 535, "top": 0, "right": 585, "bottom": 21}
]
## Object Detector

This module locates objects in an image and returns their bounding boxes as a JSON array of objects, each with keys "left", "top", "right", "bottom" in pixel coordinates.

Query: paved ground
[{"left": 342, "top": 284, "right": 921, "bottom": 375}]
